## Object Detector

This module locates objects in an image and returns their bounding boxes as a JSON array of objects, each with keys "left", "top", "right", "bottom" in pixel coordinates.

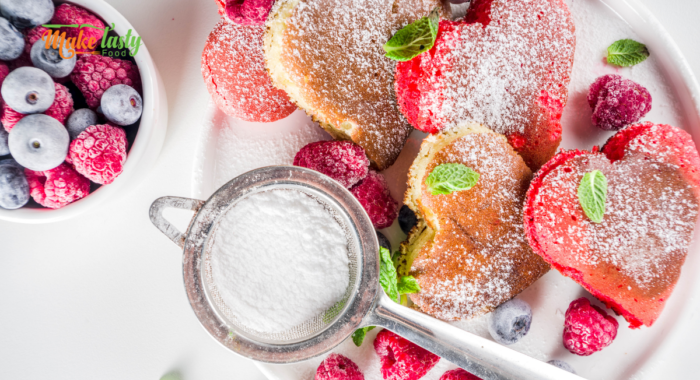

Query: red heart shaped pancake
[
  {"left": 395, "top": 0, "right": 576, "bottom": 170},
  {"left": 524, "top": 122, "right": 700, "bottom": 328}
]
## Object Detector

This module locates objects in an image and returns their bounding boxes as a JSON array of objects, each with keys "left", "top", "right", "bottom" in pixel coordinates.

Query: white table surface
[{"left": 1, "top": 0, "right": 699, "bottom": 379}]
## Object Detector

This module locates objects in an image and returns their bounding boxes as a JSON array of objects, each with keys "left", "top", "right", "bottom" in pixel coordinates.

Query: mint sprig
[
  {"left": 578, "top": 170, "right": 608, "bottom": 223},
  {"left": 384, "top": 8, "right": 439, "bottom": 61},
  {"left": 607, "top": 39, "right": 649, "bottom": 67},
  {"left": 426, "top": 163, "right": 480, "bottom": 195}
]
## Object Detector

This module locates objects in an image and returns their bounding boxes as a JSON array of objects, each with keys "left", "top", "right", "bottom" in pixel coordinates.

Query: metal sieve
[{"left": 150, "top": 166, "right": 583, "bottom": 380}]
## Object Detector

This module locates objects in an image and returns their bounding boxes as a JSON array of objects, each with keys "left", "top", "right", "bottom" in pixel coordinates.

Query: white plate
[{"left": 192, "top": 0, "right": 700, "bottom": 379}]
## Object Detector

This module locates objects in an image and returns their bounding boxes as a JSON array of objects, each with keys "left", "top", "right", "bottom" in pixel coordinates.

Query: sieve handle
[
  {"left": 149, "top": 196, "right": 205, "bottom": 249},
  {"left": 366, "top": 293, "right": 585, "bottom": 380}
]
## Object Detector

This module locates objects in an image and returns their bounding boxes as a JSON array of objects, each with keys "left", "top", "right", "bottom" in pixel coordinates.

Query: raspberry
[
  {"left": 70, "top": 55, "right": 141, "bottom": 109},
  {"left": 67, "top": 124, "right": 127, "bottom": 185},
  {"left": 51, "top": 4, "right": 105, "bottom": 53},
  {"left": 25, "top": 163, "right": 90, "bottom": 209},
  {"left": 294, "top": 141, "right": 370, "bottom": 188},
  {"left": 219, "top": 0, "right": 275, "bottom": 26},
  {"left": 588, "top": 74, "right": 652, "bottom": 131},
  {"left": 350, "top": 171, "right": 398, "bottom": 229},
  {"left": 24, "top": 26, "right": 49, "bottom": 54},
  {"left": 0, "top": 61, "right": 8, "bottom": 86},
  {"left": 2, "top": 83, "right": 74, "bottom": 132},
  {"left": 439, "top": 369, "right": 482, "bottom": 380},
  {"left": 373, "top": 329, "right": 440, "bottom": 380},
  {"left": 315, "top": 353, "right": 364, "bottom": 380},
  {"left": 563, "top": 297, "right": 619, "bottom": 356}
]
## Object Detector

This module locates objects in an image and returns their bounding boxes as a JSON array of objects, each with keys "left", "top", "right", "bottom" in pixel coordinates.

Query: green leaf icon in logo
[{"left": 578, "top": 170, "right": 608, "bottom": 223}]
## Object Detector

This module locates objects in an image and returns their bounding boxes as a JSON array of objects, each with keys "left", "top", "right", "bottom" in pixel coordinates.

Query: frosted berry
[
  {"left": 66, "top": 108, "right": 97, "bottom": 140},
  {"left": 67, "top": 124, "right": 127, "bottom": 185},
  {"left": 374, "top": 329, "right": 439, "bottom": 380},
  {"left": 2, "top": 83, "right": 74, "bottom": 131},
  {"left": 8, "top": 114, "right": 69, "bottom": 171},
  {"left": 350, "top": 170, "right": 398, "bottom": 229},
  {"left": 563, "top": 297, "right": 619, "bottom": 356},
  {"left": 315, "top": 353, "right": 364, "bottom": 380},
  {"left": 1, "top": 66, "right": 55, "bottom": 114},
  {"left": 0, "top": 60, "right": 9, "bottom": 85},
  {"left": 398, "top": 205, "right": 417, "bottom": 234},
  {"left": 294, "top": 141, "right": 370, "bottom": 188},
  {"left": 547, "top": 360, "right": 576, "bottom": 374},
  {"left": 0, "top": 0, "right": 54, "bottom": 29},
  {"left": 488, "top": 298, "right": 532, "bottom": 345},
  {"left": 588, "top": 74, "right": 652, "bottom": 131},
  {"left": 70, "top": 54, "right": 141, "bottom": 109},
  {"left": 23, "top": 25, "right": 47, "bottom": 54},
  {"left": 377, "top": 231, "right": 391, "bottom": 252},
  {"left": 0, "top": 16, "right": 24, "bottom": 60},
  {"left": 30, "top": 38, "right": 76, "bottom": 78},
  {"left": 0, "top": 127, "right": 8, "bottom": 155},
  {"left": 50, "top": 4, "right": 104, "bottom": 53},
  {"left": 220, "top": 0, "right": 275, "bottom": 26},
  {"left": 100, "top": 84, "right": 143, "bottom": 126},
  {"left": 25, "top": 162, "right": 89, "bottom": 208},
  {"left": 438, "top": 368, "right": 482, "bottom": 380},
  {"left": 0, "top": 163, "right": 28, "bottom": 209}
]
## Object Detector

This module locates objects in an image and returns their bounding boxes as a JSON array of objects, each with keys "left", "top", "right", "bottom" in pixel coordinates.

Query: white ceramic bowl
[{"left": 0, "top": 0, "right": 168, "bottom": 224}]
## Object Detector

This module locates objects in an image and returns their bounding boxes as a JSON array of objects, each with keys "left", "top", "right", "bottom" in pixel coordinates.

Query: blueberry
[
  {"left": 0, "top": 157, "right": 21, "bottom": 169},
  {"left": 0, "top": 0, "right": 54, "bottom": 30},
  {"left": 398, "top": 205, "right": 417, "bottom": 234},
  {"left": 66, "top": 108, "right": 97, "bottom": 140},
  {"left": 376, "top": 231, "right": 391, "bottom": 252},
  {"left": 0, "top": 164, "right": 29, "bottom": 209},
  {"left": 30, "top": 39, "right": 76, "bottom": 79},
  {"left": 0, "top": 16, "right": 23, "bottom": 60},
  {"left": 0, "top": 127, "right": 9, "bottom": 156},
  {"left": 101, "top": 84, "right": 143, "bottom": 126},
  {"left": 1, "top": 67, "right": 55, "bottom": 114},
  {"left": 488, "top": 298, "right": 532, "bottom": 345},
  {"left": 547, "top": 360, "right": 576, "bottom": 374},
  {"left": 8, "top": 114, "right": 69, "bottom": 171}
]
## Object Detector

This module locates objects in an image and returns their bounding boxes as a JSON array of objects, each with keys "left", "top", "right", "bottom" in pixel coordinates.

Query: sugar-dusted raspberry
[
  {"left": 588, "top": 74, "right": 652, "bottom": 131},
  {"left": 70, "top": 55, "right": 141, "bottom": 109},
  {"left": 374, "top": 329, "right": 439, "bottom": 380},
  {"left": 67, "top": 124, "right": 127, "bottom": 185},
  {"left": 2, "top": 83, "right": 74, "bottom": 132},
  {"left": 0, "top": 60, "right": 9, "bottom": 86},
  {"left": 439, "top": 369, "right": 482, "bottom": 380},
  {"left": 294, "top": 141, "right": 370, "bottom": 188},
  {"left": 563, "top": 298, "right": 619, "bottom": 356},
  {"left": 25, "top": 163, "right": 90, "bottom": 209},
  {"left": 219, "top": 0, "right": 275, "bottom": 26},
  {"left": 350, "top": 171, "right": 398, "bottom": 229},
  {"left": 24, "top": 26, "right": 49, "bottom": 54},
  {"left": 315, "top": 353, "right": 364, "bottom": 380},
  {"left": 51, "top": 4, "right": 105, "bottom": 53}
]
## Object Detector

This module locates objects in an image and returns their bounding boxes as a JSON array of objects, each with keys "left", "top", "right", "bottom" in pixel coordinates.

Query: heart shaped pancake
[
  {"left": 524, "top": 122, "right": 700, "bottom": 328},
  {"left": 399, "top": 123, "right": 549, "bottom": 320},
  {"left": 394, "top": 0, "right": 576, "bottom": 170}
]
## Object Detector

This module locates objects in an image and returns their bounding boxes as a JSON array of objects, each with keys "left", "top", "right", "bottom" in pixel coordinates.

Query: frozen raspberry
[
  {"left": 23, "top": 26, "right": 49, "bottom": 54},
  {"left": 294, "top": 141, "right": 370, "bottom": 188},
  {"left": 350, "top": 171, "right": 398, "bottom": 229},
  {"left": 70, "top": 55, "right": 141, "bottom": 109},
  {"left": 563, "top": 297, "right": 619, "bottom": 356},
  {"left": 219, "top": 0, "right": 275, "bottom": 26},
  {"left": 67, "top": 124, "right": 127, "bottom": 185},
  {"left": 439, "top": 369, "right": 482, "bottom": 380},
  {"left": 2, "top": 83, "right": 74, "bottom": 132},
  {"left": 8, "top": 52, "right": 33, "bottom": 70},
  {"left": 0, "top": 60, "right": 9, "bottom": 86},
  {"left": 25, "top": 163, "right": 90, "bottom": 209},
  {"left": 588, "top": 74, "right": 652, "bottom": 131},
  {"left": 373, "top": 329, "right": 440, "bottom": 380},
  {"left": 315, "top": 353, "right": 364, "bottom": 380},
  {"left": 50, "top": 4, "right": 105, "bottom": 53}
]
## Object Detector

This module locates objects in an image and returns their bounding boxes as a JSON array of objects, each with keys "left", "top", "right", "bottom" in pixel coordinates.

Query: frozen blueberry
[
  {"left": 0, "top": 157, "right": 21, "bottom": 169},
  {"left": 0, "top": 0, "right": 54, "bottom": 30},
  {"left": 0, "top": 16, "right": 23, "bottom": 60},
  {"left": 0, "top": 127, "right": 9, "bottom": 156},
  {"left": 547, "top": 360, "right": 576, "bottom": 374},
  {"left": 30, "top": 39, "right": 76, "bottom": 79},
  {"left": 0, "top": 164, "right": 29, "bottom": 209},
  {"left": 398, "top": 205, "right": 417, "bottom": 234},
  {"left": 8, "top": 114, "right": 69, "bottom": 171},
  {"left": 66, "top": 108, "right": 97, "bottom": 140},
  {"left": 376, "top": 231, "right": 391, "bottom": 252},
  {"left": 1, "top": 66, "right": 55, "bottom": 114},
  {"left": 488, "top": 298, "right": 532, "bottom": 345},
  {"left": 101, "top": 84, "right": 143, "bottom": 126}
]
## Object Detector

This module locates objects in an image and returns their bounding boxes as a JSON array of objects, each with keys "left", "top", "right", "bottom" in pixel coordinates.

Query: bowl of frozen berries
[{"left": 0, "top": 0, "right": 167, "bottom": 223}]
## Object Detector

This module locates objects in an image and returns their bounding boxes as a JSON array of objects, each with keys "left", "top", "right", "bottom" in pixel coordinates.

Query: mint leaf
[
  {"left": 384, "top": 7, "right": 439, "bottom": 61},
  {"left": 426, "top": 163, "right": 480, "bottom": 195},
  {"left": 578, "top": 170, "right": 608, "bottom": 223},
  {"left": 379, "top": 247, "right": 400, "bottom": 302},
  {"left": 397, "top": 276, "right": 420, "bottom": 294},
  {"left": 607, "top": 39, "right": 649, "bottom": 67},
  {"left": 351, "top": 326, "right": 376, "bottom": 347}
]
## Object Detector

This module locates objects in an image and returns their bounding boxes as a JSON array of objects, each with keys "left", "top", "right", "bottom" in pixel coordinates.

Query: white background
[{"left": 1, "top": 0, "right": 699, "bottom": 379}]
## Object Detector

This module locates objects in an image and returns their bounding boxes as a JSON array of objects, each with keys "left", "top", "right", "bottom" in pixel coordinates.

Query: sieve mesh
[{"left": 202, "top": 186, "right": 359, "bottom": 344}]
